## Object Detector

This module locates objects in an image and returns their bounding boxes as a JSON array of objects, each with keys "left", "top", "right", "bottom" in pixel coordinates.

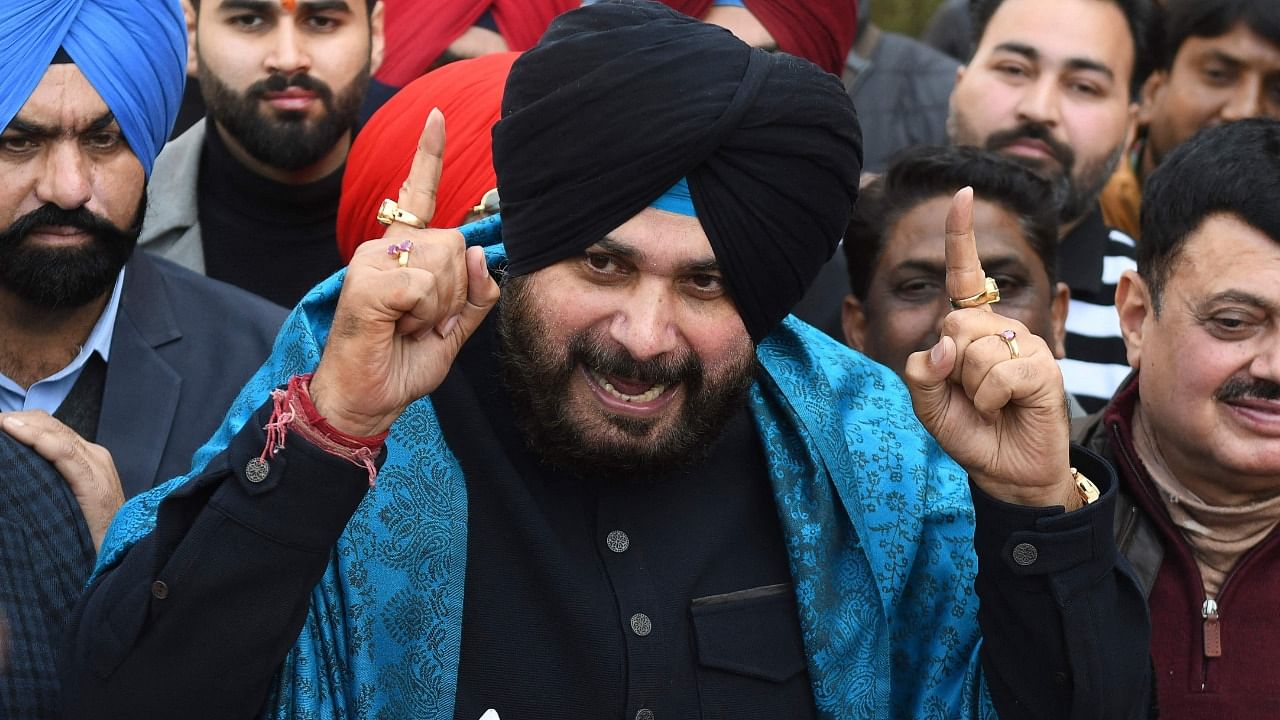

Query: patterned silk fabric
[{"left": 95, "top": 215, "right": 995, "bottom": 719}]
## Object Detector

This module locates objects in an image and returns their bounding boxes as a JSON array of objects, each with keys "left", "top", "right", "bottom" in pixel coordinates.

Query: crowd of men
[{"left": 1, "top": 0, "right": 1278, "bottom": 718}]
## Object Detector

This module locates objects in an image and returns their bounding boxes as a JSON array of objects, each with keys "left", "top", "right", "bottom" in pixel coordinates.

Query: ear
[
  {"left": 369, "top": 0, "right": 386, "bottom": 76},
  {"left": 183, "top": 0, "right": 198, "bottom": 76},
  {"left": 1114, "top": 270, "right": 1151, "bottom": 370},
  {"left": 1049, "top": 281, "right": 1070, "bottom": 359},
  {"left": 842, "top": 294, "right": 868, "bottom": 351},
  {"left": 1137, "top": 69, "right": 1168, "bottom": 126}
]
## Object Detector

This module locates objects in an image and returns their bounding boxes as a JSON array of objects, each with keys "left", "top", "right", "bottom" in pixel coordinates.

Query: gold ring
[
  {"left": 387, "top": 240, "right": 413, "bottom": 268},
  {"left": 997, "top": 329, "right": 1021, "bottom": 359},
  {"left": 376, "top": 198, "right": 427, "bottom": 229},
  {"left": 950, "top": 277, "right": 1001, "bottom": 309}
]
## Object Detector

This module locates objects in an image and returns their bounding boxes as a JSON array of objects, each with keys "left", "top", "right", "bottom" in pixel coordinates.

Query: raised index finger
[
  {"left": 397, "top": 107, "right": 447, "bottom": 224},
  {"left": 945, "top": 186, "right": 990, "bottom": 310}
]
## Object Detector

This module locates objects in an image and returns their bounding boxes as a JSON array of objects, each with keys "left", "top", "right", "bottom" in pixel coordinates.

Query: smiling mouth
[{"left": 588, "top": 368, "right": 668, "bottom": 403}]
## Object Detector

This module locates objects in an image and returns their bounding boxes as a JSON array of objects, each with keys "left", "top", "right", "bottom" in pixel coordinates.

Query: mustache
[
  {"left": 4, "top": 203, "right": 128, "bottom": 240},
  {"left": 1216, "top": 376, "right": 1280, "bottom": 403},
  {"left": 985, "top": 121, "right": 1075, "bottom": 170},
  {"left": 248, "top": 72, "right": 334, "bottom": 102},
  {"left": 569, "top": 331, "right": 700, "bottom": 388}
]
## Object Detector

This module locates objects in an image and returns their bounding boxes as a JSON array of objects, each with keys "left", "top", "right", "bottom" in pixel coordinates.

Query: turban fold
[
  {"left": 375, "top": 0, "right": 577, "bottom": 88},
  {"left": 494, "top": 0, "right": 863, "bottom": 342},
  {"left": 661, "top": 0, "right": 858, "bottom": 75},
  {"left": 0, "top": 0, "right": 187, "bottom": 178},
  {"left": 338, "top": 52, "right": 516, "bottom": 263}
]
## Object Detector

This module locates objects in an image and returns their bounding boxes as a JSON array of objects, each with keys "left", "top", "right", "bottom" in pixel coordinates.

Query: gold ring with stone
[
  {"left": 997, "top": 329, "right": 1021, "bottom": 359},
  {"left": 949, "top": 277, "right": 1001, "bottom": 309},
  {"left": 387, "top": 240, "right": 413, "bottom": 268},
  {"left": 376, "top": 198, "right": 427, "bottom": 229}
]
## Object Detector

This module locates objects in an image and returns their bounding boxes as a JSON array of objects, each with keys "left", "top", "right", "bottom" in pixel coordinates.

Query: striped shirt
[{"left": 1056, "top": 208, "right": 1136, "bottom": 413}]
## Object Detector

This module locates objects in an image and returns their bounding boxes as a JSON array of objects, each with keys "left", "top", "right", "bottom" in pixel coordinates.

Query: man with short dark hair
[
  {"left": 141, "top": 0, "right": 385, "bottom": 307},
  {"left": 64, "top": 3, "right": 1152, "bottom": 718},
  {"left": 841, "top": 146, "right": 1070, "bottom": 387},
  {"left": 1100, "top": 0, "right": 1280, "bottom": 239},
  {"left": 1076, "top": 117, "right": 1280, "bottom": 718},
  {"left": 948, "top": 0, "right": 1151, "bottom": 413}
]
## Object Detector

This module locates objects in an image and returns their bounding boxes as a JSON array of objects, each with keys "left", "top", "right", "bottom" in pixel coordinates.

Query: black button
[{"left": 151, "top": 580, "right": 169, "bottom": 599}]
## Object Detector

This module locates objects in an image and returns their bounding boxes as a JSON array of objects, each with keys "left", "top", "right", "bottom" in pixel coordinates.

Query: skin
[
  {"left": 0, "top": 64, "right": 137, "bottom": 551},
  {"left": 194, "top": 0, "right": 385, "bottom": 183},
  {"left": 515, "top": 208, "right": 753, "bottom": 455},
  {"left": 0, "top": 65, "right": 143, "bottom": 387},
  {"left": 1140, "top": 23, "right": 1280, "bottom": 178},
  {"left": 312, "top": 122, "right": 1078, "bottom": 509},
  {"left": 947, "top": 0, "right": 1138, "bottom": 234},
  {"left": 843, "top": 195, "right": 1069, "bottom": 377},
  {"left": 1116, "top": 213, "right": 1280, "bottom": 506},
  {"left": 702, "top": 6, "right": 777, "bottom": 50}
]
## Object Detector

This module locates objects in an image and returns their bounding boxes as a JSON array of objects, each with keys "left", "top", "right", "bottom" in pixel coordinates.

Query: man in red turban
[{"left": 661, "top": 0, "right": 858, "bottom": 75}]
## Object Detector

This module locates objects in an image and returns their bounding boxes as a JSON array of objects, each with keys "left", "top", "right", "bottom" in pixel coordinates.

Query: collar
[{"left": 1056, "top": 205, "right": 1108, "bottom": 294}]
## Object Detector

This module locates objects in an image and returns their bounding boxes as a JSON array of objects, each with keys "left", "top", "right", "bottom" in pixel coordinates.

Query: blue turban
[{"left": 0, "top": 0, "right": 187, "bottom": 177}]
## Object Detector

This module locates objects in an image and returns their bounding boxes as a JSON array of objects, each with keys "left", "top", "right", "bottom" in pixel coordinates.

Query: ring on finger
[
  {"left": 376, "top": 198, "right": 428, "bottom": 229},
  {"left": 387, "top": 240, "right": 413, "bottom": 268},
  {"left": 996, "top": 329, "right": 1021, "bottom": 359},
  {"left": 950, "top": 277, "right": 1001, "bottom": 309}
]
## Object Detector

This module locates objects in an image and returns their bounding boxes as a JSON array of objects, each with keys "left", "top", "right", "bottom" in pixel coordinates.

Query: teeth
[{"left": 590, "top": 369, "right": 667, "bottom": 403}]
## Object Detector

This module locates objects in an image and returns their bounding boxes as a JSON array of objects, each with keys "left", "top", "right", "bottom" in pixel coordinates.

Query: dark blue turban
[
  {"left": 493, "top": 0, "right": 863, "bottom": 342},
  {"left": 0, "top": 0, "right": 187, "bottom": 177}
]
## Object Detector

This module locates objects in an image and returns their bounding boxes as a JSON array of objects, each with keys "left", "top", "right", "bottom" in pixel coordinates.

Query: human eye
[
  {"left": 991, "top": 273, "right": 1030, "bottom": 298},
  {"left": 83, "top": 131, "right": 123, "bottom": 151},
  {"left": 893, "top": 277, "right": 942, "bottom": 303},
  {"left": 228, "top": 12, "right": 269, "bottom": 31},
  {"left": 1203, "top": 310, "right": 1261, "bottom": 339},
  {"left": 994, "top": 62, "right": 1030, "bottom": 80},
  {"left": 1068, "top": 79, "right": 1103, "bottom": 97},
  {"left": 303, "top": 13, "right": 342, "bottom": 31},
  {"left": 682, "top": 273, "right": 726, "bottom": 300},
  {"left": 583, "top": 251, "right": 627, "bottom": 279},
  {"left": 0, "top": 134, "right": 37, "bottom": 155},
  {"left": 1200, "top": 61, "right": 1237, "bottom": 86}
]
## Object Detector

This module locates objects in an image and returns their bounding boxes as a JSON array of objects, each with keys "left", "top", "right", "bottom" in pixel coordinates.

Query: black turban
[{"left": 492, "top": 0, "right": 863, "bottom": 342}]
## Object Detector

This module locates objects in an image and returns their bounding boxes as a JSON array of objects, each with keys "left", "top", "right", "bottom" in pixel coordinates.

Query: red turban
[
  {"left": 659, "top": 0, "right": 858, "bottom": 75},
  {"left": 375, "top": 0, "right": 576, "bottom": 87},
  {"left": 337, "top": 51, "right": 517, "bottom": 263}
]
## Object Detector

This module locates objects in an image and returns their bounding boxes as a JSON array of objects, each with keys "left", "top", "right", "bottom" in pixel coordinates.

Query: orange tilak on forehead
[{"left": 281, "top": 0, "right": 297, "bottom": 11}]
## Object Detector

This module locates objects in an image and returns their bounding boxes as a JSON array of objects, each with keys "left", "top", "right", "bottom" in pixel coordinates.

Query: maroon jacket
[{"left": 1075, "top": 374, "right": 1280, "bottom": 718}]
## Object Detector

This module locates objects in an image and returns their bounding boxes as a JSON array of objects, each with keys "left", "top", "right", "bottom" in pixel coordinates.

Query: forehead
[
  {"left": 5, "top": 65, "right": 110, "bottom": 131},
  {"left": 978, "top": 0, "right": 1135, "bottom": 80},
  {"left": 1170, "top": 213, "right": 1280, "bottom": 291},
  {"left": 881, "top": 196, "right": 1042, "bottom": 270},
  {"left": 206, "top": 0, "right": 362, "bottom": 12},
  {"left": 600, "top": 207, "right": 716, "bottom": 268}
]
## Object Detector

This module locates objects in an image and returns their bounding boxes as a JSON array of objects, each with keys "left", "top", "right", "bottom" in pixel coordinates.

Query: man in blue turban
[
  {"left": 0, "top": 1, "right": 286, "bottom": 715},
  {"left": 64, "top": 2, "right": 1150, "bottom": 719}
]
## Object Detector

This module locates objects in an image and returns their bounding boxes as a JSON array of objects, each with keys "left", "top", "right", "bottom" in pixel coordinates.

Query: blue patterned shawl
[{"left": 95, "top": 216, "right": 995, "bottom": 719}]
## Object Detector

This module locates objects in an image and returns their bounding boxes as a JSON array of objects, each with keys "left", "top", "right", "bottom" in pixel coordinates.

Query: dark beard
[
  {"left": 0, "top": 197, "right": 143, "bottom": 309},
  {"left": 496, "top": 275, "right": 757, "bottom": 480},
  {"left": 197, "top": 59, "right": 368, "bottom": 171}
]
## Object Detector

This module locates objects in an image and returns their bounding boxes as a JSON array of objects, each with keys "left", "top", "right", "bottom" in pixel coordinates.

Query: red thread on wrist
[{"left": 259, "top": 373, "right": 389, "bottom": 487}]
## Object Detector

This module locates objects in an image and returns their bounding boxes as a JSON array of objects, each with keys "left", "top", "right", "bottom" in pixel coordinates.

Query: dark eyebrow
[
  {"left": 1204, "top": 49, "right": 1244, "bottom": 69},
  {"left": 887, "top": 255, "right": 1032, "bottom": 277},
  {"left": 593, "top": 236, "right": 720, "bottom": 274},
  {"left": 1201, "top": 290, "right": 1280, "bottom": 316},
  {"left": 218, "top": 0, "right": 352, "bottom": 11},
  {"left": 3, "top": 111, "right": 115, "bottom": 138},
  {"left": 993, "top": 41, "right": 1114, "bottom": 81}
]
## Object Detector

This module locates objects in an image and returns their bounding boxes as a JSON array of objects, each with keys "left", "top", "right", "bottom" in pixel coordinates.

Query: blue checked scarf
[{"left": 94, "top": 216, "right": 997, "bottom": 719}]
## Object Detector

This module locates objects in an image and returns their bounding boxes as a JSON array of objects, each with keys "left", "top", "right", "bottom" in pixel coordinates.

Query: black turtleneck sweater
[{"left": 197, "top": 125, "right": 344, "bottom": 308}]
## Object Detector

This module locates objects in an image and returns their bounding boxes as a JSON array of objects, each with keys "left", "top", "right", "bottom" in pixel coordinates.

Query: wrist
[{"left": 308, "top": 373, "right": 395, "bottom": 437}]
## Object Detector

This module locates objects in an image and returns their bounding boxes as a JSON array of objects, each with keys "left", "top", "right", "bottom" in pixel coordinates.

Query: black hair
[
  {"left": 1139, "top": 118, "right": 1280, "bottom": 311},
  {"left": 1153, "top": 0, "right": 1280, "bottom": 71},
  {"left": 969, "top": 0, "right": 1155, "bottom": 96},
  {"left": 843, "top": 145, "right": 1060, "bottom": 302}
]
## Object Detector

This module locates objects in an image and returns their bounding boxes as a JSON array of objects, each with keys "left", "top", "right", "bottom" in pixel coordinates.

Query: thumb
[
  {"left": 437, "top": 246, "right": 501, "bottom": 344},
  {"left": 903, "top": 336, "right": 956, "bottom": 424}
]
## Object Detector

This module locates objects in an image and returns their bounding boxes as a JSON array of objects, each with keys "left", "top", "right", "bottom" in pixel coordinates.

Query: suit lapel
[{"left": 99, "top": 253, "right": 183, "bottom": 497}]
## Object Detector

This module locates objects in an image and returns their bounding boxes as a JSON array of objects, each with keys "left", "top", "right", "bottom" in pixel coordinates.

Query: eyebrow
[
  {"left": 3, "top": 111, "right": 116, "bottom": 138},
  {"left": 1201, "top": 290, "right": 1280, "bottom": 315},
  {"left": 993, "top": 41, "right": 1115, "bottom": 81},
  {"left": 595, "top": 236, "right": 720, "bottom": 274},
  {"left": 889, "top": 255, "right": 1032, "bottom": 276},
  {"left": 1203, "top": 50, "right": 1244, "bottom": 69}
]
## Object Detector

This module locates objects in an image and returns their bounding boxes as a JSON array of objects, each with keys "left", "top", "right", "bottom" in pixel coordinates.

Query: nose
[
  {"left": 265, "top": 20, "right": 311, "bottom": 75},
  {"left": 36, "top": 141, "right": 93, "bottom": 210},
  {"left": 608, "top": 280, "right": 681, "bottom": 362},
  {"left": 1221, "top": 80, "right": 1265, "bottom": 123},
  {"left": 1248, "top": 335, "right": 1280, "bottom": 383},
  {"left": 1015, "top": 75, "right": 1062, "bottom": 128}
]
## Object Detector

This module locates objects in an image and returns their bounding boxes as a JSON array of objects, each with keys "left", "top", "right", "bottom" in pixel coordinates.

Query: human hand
[
  {"left": 903, "top": 188, "right": 1078, "bottom": 509},
  {"left": 310, "top": 109, "right": 501, "bottom": 437},
  {"left": 1, "top": 412, "right": 125, "bottom": 552}
]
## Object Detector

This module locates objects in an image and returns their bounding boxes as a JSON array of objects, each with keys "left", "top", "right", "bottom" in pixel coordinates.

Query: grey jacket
[{"left": 140, "top": 119, "right": 207, "bottom": 273}]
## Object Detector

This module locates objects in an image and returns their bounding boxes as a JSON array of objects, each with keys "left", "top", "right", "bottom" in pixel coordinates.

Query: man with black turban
[
  {"left": 64, "top": 2, "right": 1152, "bottom": 718},
  {"left": 0, "top": 0, "right": 285, "bottom": 716}
]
